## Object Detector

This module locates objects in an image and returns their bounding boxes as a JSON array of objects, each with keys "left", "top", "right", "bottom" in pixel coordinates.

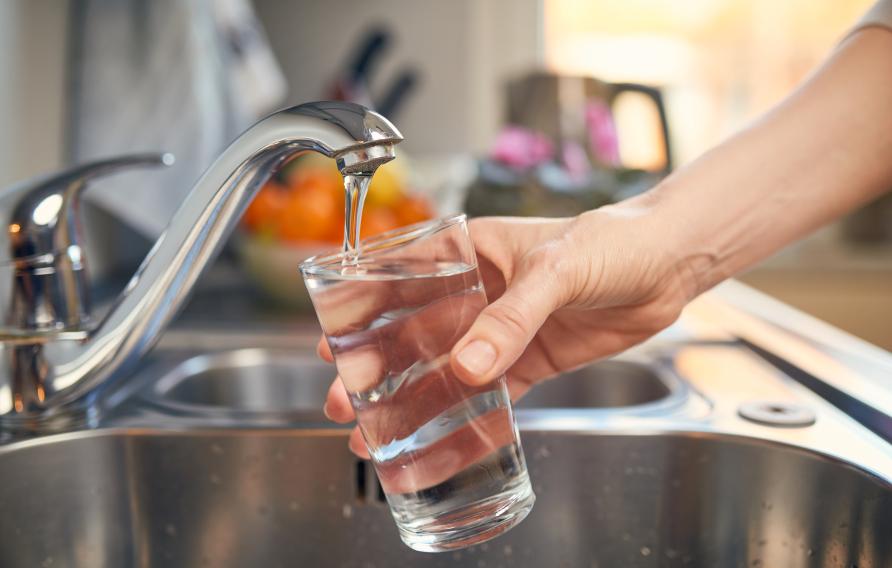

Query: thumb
[{"left": 451, "top": 267, "right": 561, "bottom": 386}]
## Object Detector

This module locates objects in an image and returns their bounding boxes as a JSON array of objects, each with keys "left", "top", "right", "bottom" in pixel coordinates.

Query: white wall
[
  {"left": 254, "top": 0, "right": 542, "bottom": 156},
  {"left": 0, "top": 0, "right": 69, "bottom": 187}
]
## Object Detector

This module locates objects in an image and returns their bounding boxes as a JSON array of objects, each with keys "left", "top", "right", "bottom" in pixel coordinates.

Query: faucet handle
[{"left": 0, "top": 153, "right": 174, "bottom": 331}]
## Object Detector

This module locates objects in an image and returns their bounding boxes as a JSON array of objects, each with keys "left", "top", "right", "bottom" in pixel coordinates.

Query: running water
[
  {"left": 342, "top": 173, "right": 372, "bottom": 266},
  {"left": 307, "top": 162, "right": 533, "bottom": 550}
]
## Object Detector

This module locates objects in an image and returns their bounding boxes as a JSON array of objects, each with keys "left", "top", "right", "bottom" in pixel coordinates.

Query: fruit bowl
[
  {"left": 233, "top": 233, "right": 330, "bottom": 310},
  {"left": 236, "top": 153, "right": 434, "bottom": 309}
]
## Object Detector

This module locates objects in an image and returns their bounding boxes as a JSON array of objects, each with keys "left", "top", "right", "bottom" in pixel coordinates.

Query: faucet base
[{"left": 0, "top": 402, "right": 100, "bottom": 437}]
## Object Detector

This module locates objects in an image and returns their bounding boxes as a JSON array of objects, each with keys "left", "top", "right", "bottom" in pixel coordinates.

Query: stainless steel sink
[
  {"left": 144, "top": 349, "right": 333, "bottom": 418},
  {"left": 137, "top": 348, "right": 683, "bottom": 417},
  {"left": 0, "top": 429, "right": 888, "bottom": 567},
  {"left": 516, "top": 359, "right": 681, "bottom": 410}
]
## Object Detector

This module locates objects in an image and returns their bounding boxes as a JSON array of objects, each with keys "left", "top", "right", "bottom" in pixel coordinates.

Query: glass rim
[{"left": 299, "top": 213, "right": 468, "bottom": 275}]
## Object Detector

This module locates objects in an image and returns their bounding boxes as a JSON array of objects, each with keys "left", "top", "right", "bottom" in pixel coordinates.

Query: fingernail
[
  {"left": 456, "top": 340, "right": 497, "bottom": 377},
  {"left": 322, "top": 402, "right": 332, "bottom": 421}
]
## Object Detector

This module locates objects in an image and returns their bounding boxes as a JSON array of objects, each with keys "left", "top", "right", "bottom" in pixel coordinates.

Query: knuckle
[
  {"left": 484, "top": 300, "right": 532, "bottom": 339},
  {"left": 519, "top": 245, "right": 572, "bottom": 304}
]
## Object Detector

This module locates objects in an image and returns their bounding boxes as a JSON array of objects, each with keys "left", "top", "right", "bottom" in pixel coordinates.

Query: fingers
[
  {"left": 323, "top": 376, "right": 355, "bottom": 423},
  {"left": 317, "top": 336, "right": 334, "bottom": 362},
  {"left": 323, "top": 377, "right": 368, "bottom": 459},
  {"left": 451, "top": 260, "right": 562, "bottom": 386},
  {"left": 322, "top": 377, "right": 368, "bottom": 459},
  {"left": 318, "top": 337, "right": 368, "bottom": 459},
  {"left": 348, "top": 426, "right": 371, "bottom": 459}
]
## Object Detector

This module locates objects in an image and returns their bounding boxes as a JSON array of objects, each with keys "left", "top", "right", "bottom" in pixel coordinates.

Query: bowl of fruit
[{"left": 236, "top": 153, "right": 434, "bottom": 309}]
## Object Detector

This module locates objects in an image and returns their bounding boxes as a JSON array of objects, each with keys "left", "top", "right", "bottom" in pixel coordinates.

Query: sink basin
[
  {"left": 516, "top": 359, "right": 678, "bottom": 410},
  {"left": 144, "top": 349, "right": 333, "bottom": 417},
  {"left": 143, "top": 349, "right": 681, "bottom": 416},
  {"left": 0, "top": 429, "right": 888, "bottom": 567}
]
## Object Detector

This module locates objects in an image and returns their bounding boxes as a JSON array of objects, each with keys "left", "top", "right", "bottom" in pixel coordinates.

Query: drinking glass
[{"left": 301, "top": 214, "right": 534, "bottom": 552}]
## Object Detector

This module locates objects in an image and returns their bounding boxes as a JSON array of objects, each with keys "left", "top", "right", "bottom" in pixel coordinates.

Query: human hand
[{"left": 320, "top": 204, "right": 696, "bottom": 457}]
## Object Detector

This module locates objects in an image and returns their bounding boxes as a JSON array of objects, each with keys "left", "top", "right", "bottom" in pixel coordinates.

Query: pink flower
[
  {"left": 585, "top": 102, "right": 621, "bottom": 166},
  {"left": 490, "top": 126, "right": 555, "bottom": 170}
]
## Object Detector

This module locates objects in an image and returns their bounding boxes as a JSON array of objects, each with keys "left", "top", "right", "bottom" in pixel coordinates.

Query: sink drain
[{"left": 738, "top": 401, "right": 816, "bottom": 427}]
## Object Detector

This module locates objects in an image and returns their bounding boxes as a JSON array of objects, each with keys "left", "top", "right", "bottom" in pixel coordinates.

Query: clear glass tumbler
[{"left": 301, "top": 214, "right": 534, "bottom": 552}]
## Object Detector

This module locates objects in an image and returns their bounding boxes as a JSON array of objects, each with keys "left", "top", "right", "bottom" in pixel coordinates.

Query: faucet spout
[{"left": 0, "top": 101, "right": 402, "bottom": 429}]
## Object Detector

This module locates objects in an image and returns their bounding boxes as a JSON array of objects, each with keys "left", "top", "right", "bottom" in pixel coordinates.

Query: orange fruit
[
  {"left": 242, "top": 181, "right": 288, "bottom": 233},
  {"left": 394, "top": 194, "right": 434, "bottom": 226},
  {"left": 360, "top": 206, "right": 400, "bottom": 239},
  {"left": 277, "top": 182, "right": 341, "bottom": 243}
]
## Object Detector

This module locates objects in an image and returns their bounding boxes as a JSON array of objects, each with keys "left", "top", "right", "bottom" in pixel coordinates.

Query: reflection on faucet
[{"left": 0, "top": 101, "right": 402, "bottom": 431}]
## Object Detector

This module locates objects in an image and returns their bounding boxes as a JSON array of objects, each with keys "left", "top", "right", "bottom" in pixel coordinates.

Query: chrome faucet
[{"left": 0, "top": 101, "right": 402, "bottom": 432}]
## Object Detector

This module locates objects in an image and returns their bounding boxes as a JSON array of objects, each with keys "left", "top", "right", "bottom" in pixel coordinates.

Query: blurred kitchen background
[{"left": 1, "top": 0, "right": 890, "bottom": 348}]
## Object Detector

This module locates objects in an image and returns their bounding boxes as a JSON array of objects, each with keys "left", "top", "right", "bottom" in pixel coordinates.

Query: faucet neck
[{"left": 0, "top": 102, "right": 402, "bottom": 429}]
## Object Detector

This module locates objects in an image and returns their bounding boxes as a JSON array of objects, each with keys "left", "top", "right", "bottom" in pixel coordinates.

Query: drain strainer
[{"left": 738, "top": 401, "right": 816, "bottom": 427}]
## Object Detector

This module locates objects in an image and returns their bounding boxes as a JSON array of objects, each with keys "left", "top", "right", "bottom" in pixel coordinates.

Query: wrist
[{"left": 612, "top": 181, "right": 725, "bottom": 301}]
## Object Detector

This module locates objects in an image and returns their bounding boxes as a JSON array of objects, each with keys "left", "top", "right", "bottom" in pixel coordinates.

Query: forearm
[{"left": 631, "top": 28, "right": 892, "bottom": 298}]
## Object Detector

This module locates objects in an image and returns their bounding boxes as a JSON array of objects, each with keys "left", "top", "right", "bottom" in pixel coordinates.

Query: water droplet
[
  {"left": 640, "top": 546, "right": 651, "bottom": 557},
  {"left": 342, "top": 504, "right": 354, "bottom": 519},
  {"left": 289, "top": 501, "right": 301, "bottom": 512},
  {"left": 503, "top": 545, "right": 513, "bottom": 557},
  {"left": 164, "top": 523, "right": 177, "bottom": 537},
  {"left": 328, "top": 484, "right": 336, "bottom": 493},
  {"left": 209, "top": 473, "right": 221, "bottom": 485},
  {"left": 210, "top": 443, "right": 224, "bottom": 455},
  {"left": 807, "top": 549, "right": 814, "bottom": 557},
  {"left": 534, "top": 446, "right": 551, "bottom": 460}
]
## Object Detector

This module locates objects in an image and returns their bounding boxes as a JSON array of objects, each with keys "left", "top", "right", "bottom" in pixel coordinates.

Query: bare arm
[
  {"left": 324, "top": 26, "right": 892, "bottom": 442},
  {"left": 636, "top": 27, "right": 892, "bottom": 297}
]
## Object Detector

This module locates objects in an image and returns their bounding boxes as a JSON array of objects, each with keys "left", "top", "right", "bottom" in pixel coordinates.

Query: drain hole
[
  {"left": 354, "top": 460, "right": 367, "bottom": 502},
  {"left": 355, "top": 461, "right": 387, "bottom": 504},
  {"left": 738, "top": 401, "right": 816, "bottom": 427}
]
